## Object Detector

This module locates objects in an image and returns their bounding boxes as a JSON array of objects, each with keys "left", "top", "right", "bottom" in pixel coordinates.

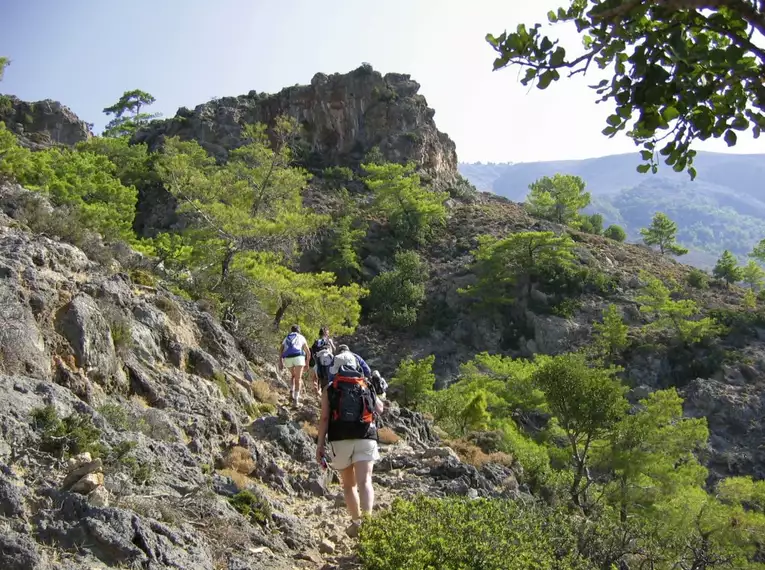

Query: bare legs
[
  {"left": 339, "top": 460, "right": 375, "bottom": 520},
  {"left": 288, "top": 365, "right": 304, "bottom": 405}
]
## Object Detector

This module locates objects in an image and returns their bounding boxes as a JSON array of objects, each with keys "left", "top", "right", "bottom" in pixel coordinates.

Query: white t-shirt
[
  {"left": 282, "top": 332, "right": 307, "bottom": 357},
  {"left": 330, "top": 351, "right": 359, "bottom": 375}
]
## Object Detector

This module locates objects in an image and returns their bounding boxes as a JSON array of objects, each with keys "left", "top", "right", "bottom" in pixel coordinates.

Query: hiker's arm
[
  {"left": 316, "top": 390, "right": 330, "bottom": 463},
  {"left": 358, "top": 355, "right": 371, "bottom": 378},
  {"left": 303, "top": 342, "right": 311, "bottom": 363},
  {"left": 374, "top": 396, "right": 384, "bottom": 414}
]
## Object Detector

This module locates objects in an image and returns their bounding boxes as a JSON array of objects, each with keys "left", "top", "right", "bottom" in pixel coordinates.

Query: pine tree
[
  {"left": 741, "top": 260, "right": 765, "bottom": 291},
  {"left": 526, "top": 174, "right": 591, "bottom": 225},
  {"left": 640, "top": 212, "right": 688, "bottom": 256},
  {"left": 0, "top": 57, "right": 9, "bottom": 81},
  {"left": 462, "top": 231, "right": 575, "bottom": 303},
  {"left": 592, "top": 304, "right": 629, "bottom": 363},
  {"left": 713, "top": 250, "right": 742, "bottom": 287},
  {"left": 362, "top": 161, "right": 448, "bottom": 246},
  {"left": 750, "top": 239, "right": 765, "bottom": 265},
  {"left": 390, "top": 355, "right": 436, "bottom": 410},
  {"left": 102, "top": 90, "right": 161, "bottom": 138}
]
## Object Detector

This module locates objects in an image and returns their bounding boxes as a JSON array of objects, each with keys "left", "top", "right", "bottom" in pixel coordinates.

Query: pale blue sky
[{"left": 1, "top": 0, "right": 762, "bottom": 163}]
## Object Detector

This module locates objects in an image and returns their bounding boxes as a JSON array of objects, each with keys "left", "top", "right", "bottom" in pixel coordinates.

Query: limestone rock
[
  {"left": 131, "top": 66, "right": 458, "bottom": 233},
  {"left": 318, "top": 538, "right": 336, "bottom": 554},
  {"left": 70, "top": 472, "right": 104, "bottom": 494},
  {"left": 62, "top": 458, "right": 103, "bottom": 490},
  {"left": 87, "top": 485, "right": 109, "bottom": 507},
  {"left": 0, "top": 95, "right": 92, "bottom": 149},
  {"left": 55, "top": 294, "right": 126, "bottom": 389}
]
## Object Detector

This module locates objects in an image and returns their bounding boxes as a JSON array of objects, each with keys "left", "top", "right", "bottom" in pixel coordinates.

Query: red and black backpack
[{"left": 328, "top": 367, "right": 376, "bottom": 438}]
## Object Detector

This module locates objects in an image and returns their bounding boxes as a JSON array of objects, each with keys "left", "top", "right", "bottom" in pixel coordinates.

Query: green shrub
[
  {"left": 229, "top": 490, "right": 272, "bottom": 526},
  {"left": 686, "top": 268, "right": 709, "bottom": 289},
  {"left": 390, "top": 355, "right": 436, "bottom": 410},
  {"left": 129, "top": 268, "right": 156, "bottom": 287},
  {"left": 358, "top": 496, "right": 588, "bottom": 570},
  {"left": 30, "top": 405, "right": 104, "bottom": 458},
  {"left": 367, "top": 251, "right": 427, "bottom": 328},
  {"left": 107, "top": 312, "right": 132, "bottom": 352},
  {"left": 551, "top": 297, "right": 581, "bottom": 318},
  {"left": 98, "top": 402, "right": 131, "bottom": 431},
  {"left": 603, "top": 225, "right": 626, "bottom": 242}
]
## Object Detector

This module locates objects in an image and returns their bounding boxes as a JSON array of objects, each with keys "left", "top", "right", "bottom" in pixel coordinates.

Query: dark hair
[
  {"left": 290, "top": 324, "right": 301, "bottom": 333},
  {"left": 319, "top": 326, "right": 329, "bottom": 337}
]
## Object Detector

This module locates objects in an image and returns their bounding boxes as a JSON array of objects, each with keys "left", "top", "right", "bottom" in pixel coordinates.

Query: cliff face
[
  {"left": 133, "top": 65, "right": 458, "bottom": 186},
  {"left": 0, "top": 95, "right": 92, "bottom": 149}
]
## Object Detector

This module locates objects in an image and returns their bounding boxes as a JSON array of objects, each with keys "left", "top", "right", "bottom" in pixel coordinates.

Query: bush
[
  {"left": 603, "top": 224, "right": 626, "bottom": 242},
  {"left": 222, "top": 446, "right": 255, "bottom": 474},
  {"left": 129, "top": 268, "right": 156, "bottom": 287},
  {"left": 30, "top": 406, "right": 104, "bottom": 458},
  {"left": 229, "top": 490, "right": 272, "bottom": 527},
  {"left": 390, "top": 355, "right": 436, "bottom": 410},
  {"left": 367, "top": 250, "right": 427, "bottom": 328},
  {"left": 98, "top": 402, "right": 131, "bottom": 431},
  {"left": 377, "top": 427, "right": 401, "bottom": 444},
  {"left": 358, "top": 496, "right": 588, "bottom": 570},
  {"left": 251, "top": 380, "right": 278, "bottom": 405},
  {"left": 447, "top": 439, "right": 513, "bottom": 468},
  {"left": 687, "top": 268, "right": 710, "bottom": 289}
]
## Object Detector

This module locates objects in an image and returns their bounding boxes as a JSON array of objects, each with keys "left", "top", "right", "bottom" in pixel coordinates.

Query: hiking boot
[{"left": 345, "top": 519, "right": 362, "bottom": 538}]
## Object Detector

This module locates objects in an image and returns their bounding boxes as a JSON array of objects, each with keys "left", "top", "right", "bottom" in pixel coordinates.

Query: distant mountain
[{"left": 459, "top": 152, "right": 765, "bottom": 268}]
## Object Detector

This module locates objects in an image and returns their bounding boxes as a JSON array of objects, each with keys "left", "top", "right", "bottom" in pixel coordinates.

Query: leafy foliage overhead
[{"left": 486, "top": 1, "right": 765, "bottom": 178}]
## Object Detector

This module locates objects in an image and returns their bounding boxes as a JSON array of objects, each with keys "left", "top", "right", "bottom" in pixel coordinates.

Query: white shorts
[
  {"left": 283, "top": 355, "right": 305, "bottom": 368},
  {"left": 328, "top": 439, "right": 380, "bottom": 470}
]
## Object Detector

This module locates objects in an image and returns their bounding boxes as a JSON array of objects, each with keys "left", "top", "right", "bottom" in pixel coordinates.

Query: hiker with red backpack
[
  {"left": 277, "top": 325, "right": 311, "bottom": 408},
  {"left": 316, "top": 344, "right": 384, "bottom": 537},
  {"left": 309, "top": 327, "right": 336, "bottom": 394}
]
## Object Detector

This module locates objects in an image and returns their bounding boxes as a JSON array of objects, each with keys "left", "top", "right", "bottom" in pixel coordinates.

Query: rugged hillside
[
  {"left": 0, "top": 94, "right": 92, "bottom": 149},
  {"left": 131, "top": 65, "right": 459, "bottom": 234},
  {"left": 459, "top": 152, "right": 765, "bottom": 265},
  {"left": 0, "top": 183, "right": 519, "bottom": 570}
]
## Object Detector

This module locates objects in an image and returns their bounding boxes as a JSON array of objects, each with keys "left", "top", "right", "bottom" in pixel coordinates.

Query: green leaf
[
  {"left": 731, "top": 116, "right": 749, "bottom": 130},
  {"left": 661, "top": 106, "right": 680, "bottom": 122},
  {"left": 602, "top": 126, "right": 617, "bottom": 136},
  {"left": 688, "top": 166, "right": 697, "bottom": 180},
  {"left": 640, "top": 150, "right": 653, "bottom": 161},
  {"left": 547, "top": 10, "right": 557, "bottom": 22},
  {"left": 607, "top": 115, "right": 621, "bottom": 127},
  {"left": 724, "top": 130, "right": 737, "bottom": 147},
  {"left": 636, "top": 164, "right": 651, "bottom": 173},
  {"left": 537, "top": 70, "right": 556, "bottom": 89}
]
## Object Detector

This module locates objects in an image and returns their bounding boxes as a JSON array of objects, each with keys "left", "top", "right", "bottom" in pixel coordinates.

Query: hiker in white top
[{"left": 278, "top": 324, "right": 311, "bottom": 407}]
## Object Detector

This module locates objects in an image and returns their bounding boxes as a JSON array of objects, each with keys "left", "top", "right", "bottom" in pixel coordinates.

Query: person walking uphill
[
  {"left": 278, "top": 325, "right": 311, "bottom": 408},
  {"left": 316, "top": 348, "right": 384, "bottom": 538}
]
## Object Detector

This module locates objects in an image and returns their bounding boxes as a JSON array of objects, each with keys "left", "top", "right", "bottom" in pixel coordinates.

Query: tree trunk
[{"left": 273, "top": 299, "right": 292, "bottom": 328}]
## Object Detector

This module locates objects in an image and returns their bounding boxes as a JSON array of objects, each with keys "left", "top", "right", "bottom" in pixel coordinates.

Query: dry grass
[
  {"left": 377, "top": 427, "right": 401, "bottom": 444},
  {"left": 218, "top": 468, "right": 252, "bottom": 490},
  {"left": 130, "top": 395, "right": 151, "bottom": 409},
  {"left": 221, "top": 446, "right": 255, "bottom": 474},
  {"left": 301, "top": 421, "right": 318, "bottom": 439},
  {"left": 251, "top": 380, "right": 278, "bottom": 405},
  {"left": 447, "top": 439, "right": 513, "bottom": 469}
]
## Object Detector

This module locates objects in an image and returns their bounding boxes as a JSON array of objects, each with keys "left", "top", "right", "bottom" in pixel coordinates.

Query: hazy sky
[{"left": 1, "top": 0, "right": 762, "bottom": 163}]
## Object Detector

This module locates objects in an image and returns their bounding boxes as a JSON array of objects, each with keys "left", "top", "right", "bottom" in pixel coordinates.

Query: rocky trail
[{"left": 0, "top": 184, "right": 520, "bottom": 570}]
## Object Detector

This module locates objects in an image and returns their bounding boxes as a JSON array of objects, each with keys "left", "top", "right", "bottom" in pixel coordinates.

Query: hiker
[
  {"left": 309, "top": 327, "right": 336, "bottom": 394},
  {"left": 370, "top": 370, "right": 388, "bottom": 399},
  {"left": 277, "top": 325, "right": 311, "bottom": 407},
  {"left": 328, "top": 344, "right": 371, "bottom": 383},
  {"left": 316, "top": 347, "right": 384, "bottom": 538}
]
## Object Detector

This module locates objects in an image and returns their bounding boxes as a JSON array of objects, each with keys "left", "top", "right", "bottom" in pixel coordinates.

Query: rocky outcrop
[
  {"left": 0, "top": 95, "right": 91, "bottom": 148},
  {"left": 133, "top": 65, "right": 458, "bottom": 185}
]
